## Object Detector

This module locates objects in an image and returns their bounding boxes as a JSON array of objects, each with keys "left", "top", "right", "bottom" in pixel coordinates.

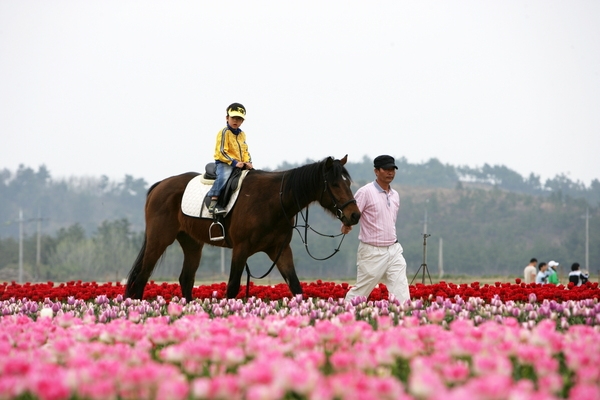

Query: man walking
[{"left": 342, "top": 155, "right": 410, "bottom": 304}]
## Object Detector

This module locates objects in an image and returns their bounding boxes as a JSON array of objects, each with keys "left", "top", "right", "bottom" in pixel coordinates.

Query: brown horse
[{"left": 125, "top": 155, "right": 361, "bottom": 301}]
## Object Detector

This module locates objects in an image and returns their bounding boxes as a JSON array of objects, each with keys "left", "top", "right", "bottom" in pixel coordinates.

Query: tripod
[{"left": 410, "top": 233, "right": 433, "bottom": 285}]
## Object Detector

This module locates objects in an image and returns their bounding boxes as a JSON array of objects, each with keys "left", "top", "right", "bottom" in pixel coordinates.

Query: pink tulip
[
  {"left": 569, "top": 383, "right": 600, "bottom": 400},
  {"left": 167, "top": 302, "right": 183, "bottom": 317}
]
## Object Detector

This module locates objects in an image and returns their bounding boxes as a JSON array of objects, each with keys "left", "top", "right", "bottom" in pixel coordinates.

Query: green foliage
[
  {"left": 510, "top": 357, "right": 538, "bottom": 386},
  {"left": 392, "top": 358, "right": 411, "bottom": 384},
  {"left": 48, "top": 238, "right": 96, "bottom": 281}
]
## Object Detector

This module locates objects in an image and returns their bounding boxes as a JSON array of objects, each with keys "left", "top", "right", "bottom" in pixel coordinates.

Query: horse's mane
[{"left": 282, "top": 158, "right": 352, "bottom": 204}]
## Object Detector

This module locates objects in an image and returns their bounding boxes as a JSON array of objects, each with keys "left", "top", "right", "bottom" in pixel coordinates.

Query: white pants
[{"left": 345, "top": 241, "right": 410, "bottom": 304}]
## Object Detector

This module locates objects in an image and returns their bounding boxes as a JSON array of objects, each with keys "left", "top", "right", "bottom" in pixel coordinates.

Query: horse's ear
[
  {"left": 325, "top": 156, "right": 334, "bottom": 169},
  {"left": 340, "top": 155, "right": 348, "bottom": 165}
]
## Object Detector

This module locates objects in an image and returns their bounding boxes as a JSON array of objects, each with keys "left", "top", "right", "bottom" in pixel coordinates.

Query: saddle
[
  {"left": 203, "top": 162, "right": 217, "bottom": 180},
  {"left": 202, "top": 162, "right": 243, "bottom": 210},
  {"left": 181, "top": 164, "right": 248, "bottom": 241}
]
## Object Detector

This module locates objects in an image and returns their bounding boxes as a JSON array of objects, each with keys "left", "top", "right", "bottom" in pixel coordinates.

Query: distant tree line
[
  {"left": 0, "top": 160, "right": 598, "bottom": 283},
  {"left": 344, "top": 155, "right": 600, "bottom": 206},
  {"left": 0, "top": 165, "right": 148, "bottom": 237}
]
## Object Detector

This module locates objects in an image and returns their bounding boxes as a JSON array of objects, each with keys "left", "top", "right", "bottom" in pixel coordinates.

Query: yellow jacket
[{"left": 213, "top": 127, "right": 252, "bottom": 165}]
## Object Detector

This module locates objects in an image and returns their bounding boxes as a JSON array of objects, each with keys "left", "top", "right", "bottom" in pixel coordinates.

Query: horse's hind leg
[
  {"left": 126, "top": 228, "right": 176, "bottom": 299},
  {"left": 269, "top": 245, "right": 303, "bottom": 296},
  {"left": 176, "top": 232, "right": 203, "bottom": 302}
]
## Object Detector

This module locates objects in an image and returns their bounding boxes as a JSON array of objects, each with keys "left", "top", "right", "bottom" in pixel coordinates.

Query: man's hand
[{"left": 341, "top": 225, "right": 352, "bottom": 234}]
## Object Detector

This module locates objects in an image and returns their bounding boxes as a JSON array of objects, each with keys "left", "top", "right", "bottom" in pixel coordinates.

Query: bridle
[
  {"left": 321, "top": 174, "right": 357, "bottom": 221},
  {"left": 280, "top": 169, "right": 356, "bottom": 261},
  {"left": 279, "top": 169, "right": 356, "bottom": 223}
]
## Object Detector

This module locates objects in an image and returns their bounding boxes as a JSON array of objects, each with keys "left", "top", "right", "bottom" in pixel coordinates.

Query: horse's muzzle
[{"left": 341, "top": 210, "right": 361, "bottom": 226}]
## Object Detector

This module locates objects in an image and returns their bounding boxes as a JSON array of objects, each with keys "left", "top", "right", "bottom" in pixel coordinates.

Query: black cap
[{"left": 374, "top": 155, "right": 398, "bottom": 169}]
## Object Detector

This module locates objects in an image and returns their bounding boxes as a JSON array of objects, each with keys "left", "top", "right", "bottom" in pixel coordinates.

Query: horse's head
[{"left": 320, "top": 155, "right": 361, "bottom": 226}]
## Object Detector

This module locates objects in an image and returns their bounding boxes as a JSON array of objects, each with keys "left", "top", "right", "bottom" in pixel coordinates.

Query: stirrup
[{"left": 209, "top": 221, "right": 225, "bottom": 241}]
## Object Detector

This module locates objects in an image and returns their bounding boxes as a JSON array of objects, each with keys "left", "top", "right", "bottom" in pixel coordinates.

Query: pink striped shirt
[{"left": 355, "top": 181, "right": 399, "bottom": 247}]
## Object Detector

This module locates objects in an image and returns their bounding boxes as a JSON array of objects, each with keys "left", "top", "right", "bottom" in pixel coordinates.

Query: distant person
[
  {"left": 523, "top": 258, "right": 538, "bottom": 284},
  {"left": 207, "top": 103, "right": 253, "bottom": 214},
  {"left": 535, "top": 262, "right": 548, "bottom": 284},
  {"left": 547, "top": 260, "right": 560, "bottom": 284},
  {"left": 568, "top": 263, "right": 589, "bottom": 286},
  {"left": 342, "top": 155, "right": 410, "bottom": 304}
]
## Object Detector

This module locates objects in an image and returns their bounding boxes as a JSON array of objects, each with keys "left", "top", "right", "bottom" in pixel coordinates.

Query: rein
[
  {"left": 281, "top": 170, "right": 352, "bottom": 261},
  {"left": 295, "top": 205, "right": 348, "bottom": 261},
  {"left": 242, "top": 234, "right": 290, "bottom": 299}
]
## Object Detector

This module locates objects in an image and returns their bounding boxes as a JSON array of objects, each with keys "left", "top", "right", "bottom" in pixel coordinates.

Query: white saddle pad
[{"left": 181, "top": 171, "right": 249, "bottom": 218}]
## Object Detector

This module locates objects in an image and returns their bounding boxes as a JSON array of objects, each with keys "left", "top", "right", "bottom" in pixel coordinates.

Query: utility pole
[
  {"left": 12, "top": 209, "right": 48, "bottom": 283},
  {"left": 585, "top": 207, "right": 589, "bottom": 271},
  {"left": 36, "top": 208, "right": 42, "bottom": 278},
  {"left": 438, "top": 237, "right": 444, "bottom": 279},
  {"left": 580, "top": 207, "right": 591, "bottom": 272},
  {"left": 19, "top": 209, "right": 23, "bottom": 284},
  {"left": 221, "top": 247, "right": 225, "bottom": 276}
]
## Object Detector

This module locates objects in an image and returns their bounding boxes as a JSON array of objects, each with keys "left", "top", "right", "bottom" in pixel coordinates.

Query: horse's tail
[
  {"left": 125, "top": 181, "right": 160, "bottom": 296},
  {"left": 125, "top": 235, "right": 146, "bottom": 294}
]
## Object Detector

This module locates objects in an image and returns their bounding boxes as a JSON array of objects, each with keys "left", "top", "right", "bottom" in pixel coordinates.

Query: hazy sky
[{"left": 2, "top": 1, "right": 599, "bottom": 187}]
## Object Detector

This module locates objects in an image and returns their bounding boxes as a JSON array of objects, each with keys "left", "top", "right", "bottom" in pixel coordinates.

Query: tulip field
[{"left": 1, "top": 280, "right": 599, "bottom": 400}]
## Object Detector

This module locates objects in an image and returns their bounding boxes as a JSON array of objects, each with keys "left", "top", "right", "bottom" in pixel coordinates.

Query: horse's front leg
[
  {"left": 176, "top": 232, "right": 203, "bottom": 302},
  {"left": 226, "top": 247, "right": 249, "bottom": 299},
  {"left": 270, "top": 245, "right": 303, "bottom": 296}
]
